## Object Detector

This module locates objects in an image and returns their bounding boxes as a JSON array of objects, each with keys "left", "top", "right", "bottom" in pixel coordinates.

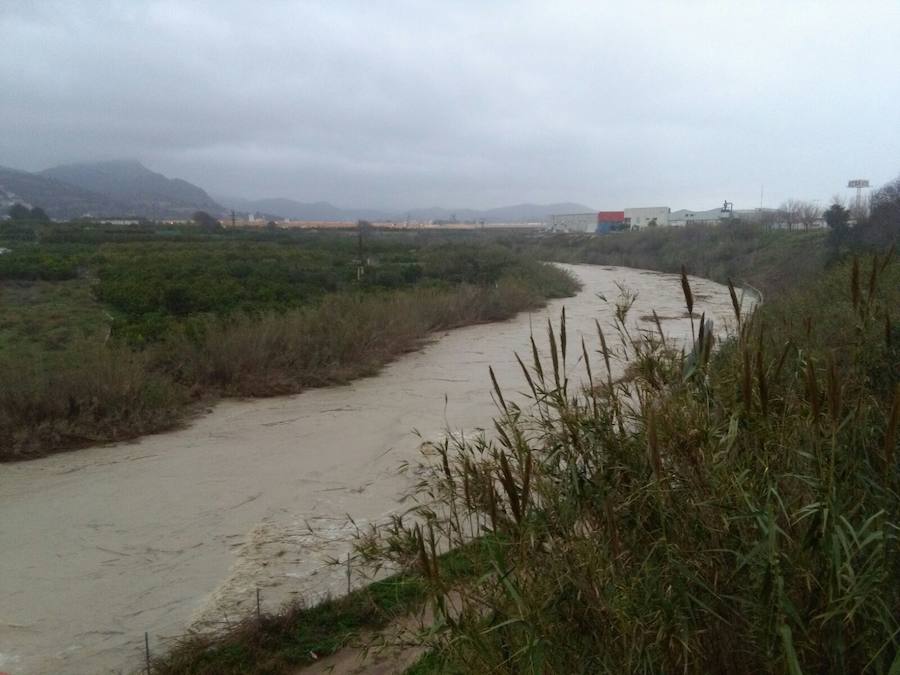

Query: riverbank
[
  {"left": 0, "top": 228, "right": 578, "bottom": 460},
  {"left": 507, "top": 224, "right": 828, "bottom": 296},
  {"left": 0, "top": 264, "right": 739, "bottom": 675}
]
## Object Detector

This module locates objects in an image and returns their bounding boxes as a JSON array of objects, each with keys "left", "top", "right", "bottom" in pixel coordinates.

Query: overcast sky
[{"left": 2, "top": 1, "right": 898, "bottom": 210}]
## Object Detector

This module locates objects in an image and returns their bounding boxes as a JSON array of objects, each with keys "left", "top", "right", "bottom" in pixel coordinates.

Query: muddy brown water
[{"left": 0, "top": 265, "right": 750, "bottom": 674}]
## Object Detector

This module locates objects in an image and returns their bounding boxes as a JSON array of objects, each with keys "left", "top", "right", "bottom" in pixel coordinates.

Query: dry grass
[{"left": 0, "top": 342, "right": 186, "bottom": 459}]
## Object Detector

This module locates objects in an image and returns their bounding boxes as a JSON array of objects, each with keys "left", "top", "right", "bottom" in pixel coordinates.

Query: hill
[
  {"left": 402, "top": 202, "right": 595, "bottom": 223},
  {"left": 220, "top": 196, "right": 388, "bottom": 222},
  {"left": 41, "top": 160, "right": 221, "bottom": 219},
  {"left": 0, "top": 166, "right": 124, "bottom": 220},
  {"left": 220, "top": 197, "right": 594, "bottom": 223}
]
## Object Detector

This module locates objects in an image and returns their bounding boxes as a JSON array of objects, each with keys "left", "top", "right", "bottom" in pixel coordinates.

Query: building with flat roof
[
  {"left": 624, "top": 206, "right": 670, "bottom": 229},
  {"left": 669, "top": 208, "right": 725, "bottom": 227},
  {"left": 597, "top": 211, "right": 626, "bottom": 233},
  {"left": 548, "top": 212, "right": 598, "bottom": 233}
]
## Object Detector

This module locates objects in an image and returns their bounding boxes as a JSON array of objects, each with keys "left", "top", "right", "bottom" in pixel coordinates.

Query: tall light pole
[{"left": 847, "top": 179, "right": 870, "bottom": 218}]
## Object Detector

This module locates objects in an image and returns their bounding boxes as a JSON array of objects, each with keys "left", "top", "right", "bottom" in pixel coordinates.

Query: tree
[
  {"left": 757, "top": 209, "right": 781, "bottom": 231},
  {"left": 824, "top": 202, "right": 850, "bottom": 230},
  {"left": 853, "top": 174, "right": 900, "bottom": 248},
  {"left": 869, "top": 174, "right": 900, "bottom": 229},
  {"left": 797, "top": 201, "right": 821, "bottom": 231},
  {"left": 824, "top": 201, "right": 850, "bottom": 252},
  {"left": 192, "top": 210, "right": 222, "bottom": 232},
  {"left": 778, "top": 199, "right": 803, "bottom": 231}
]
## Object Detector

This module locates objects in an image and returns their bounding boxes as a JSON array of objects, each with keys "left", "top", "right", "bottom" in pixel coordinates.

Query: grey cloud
[{"left": 2, "top": 0, "right": 898, "bottom": 210}]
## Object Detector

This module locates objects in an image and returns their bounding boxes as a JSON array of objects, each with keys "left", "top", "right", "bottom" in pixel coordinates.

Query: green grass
[{"left": 152, "top": 546, "right": 481, "bottom": 675}]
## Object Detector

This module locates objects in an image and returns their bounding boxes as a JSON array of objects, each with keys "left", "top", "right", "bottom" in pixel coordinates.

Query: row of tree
[{"left": 758, "top": 176, "right": 897, "bottom": 234}]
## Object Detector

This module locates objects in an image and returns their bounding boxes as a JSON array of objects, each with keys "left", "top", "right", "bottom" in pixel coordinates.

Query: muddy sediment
[{"left": 0, "top": 265, "right": 746, "bottom": 674}]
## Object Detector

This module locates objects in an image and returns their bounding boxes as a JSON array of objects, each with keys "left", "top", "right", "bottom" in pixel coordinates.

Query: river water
[{"left": 0, "top": 265, "right": 746, "bottom": 674}]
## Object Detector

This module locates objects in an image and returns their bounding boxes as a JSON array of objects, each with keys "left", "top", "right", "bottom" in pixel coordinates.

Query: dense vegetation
[
  {"left": 366, "top": 252, "right": 897, "bottom": 674},
  {"left": 506, "top": 223, "right": 828, "bottom": 297},
  {"left": 0, "top": 224, "right": 578, "bottom": 459},
  {"left": 152, "top": 208, "right": 898, "bottom": 674}
]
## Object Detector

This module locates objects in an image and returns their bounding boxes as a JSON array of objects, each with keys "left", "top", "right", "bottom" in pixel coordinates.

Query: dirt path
[{"left": 0, "top": 265, "right": 744, "bottom": 674}]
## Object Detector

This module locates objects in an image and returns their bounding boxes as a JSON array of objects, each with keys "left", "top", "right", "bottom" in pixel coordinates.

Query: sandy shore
[{"left": 0, "top": 265, "right": 746, "bottom": 674}]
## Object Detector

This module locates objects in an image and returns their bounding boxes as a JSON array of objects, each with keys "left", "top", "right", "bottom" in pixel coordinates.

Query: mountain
[
  {"left": 40, "top": 160, "right": 221, "bottom": 218},
  {"left": 219, "top": 197, "right": 594, "bottom": 223},
  {"left": 482, "top": 202, "right": 595, "bottom": 222},
  {"left": 399, "top": 202, "right": 594, "bottom": 223},
  {"left": 220, "top": 196, "right": 388, "bottom": 222},
  {"left": 0, "top": 165, "right": 125, "bottom": 219}
]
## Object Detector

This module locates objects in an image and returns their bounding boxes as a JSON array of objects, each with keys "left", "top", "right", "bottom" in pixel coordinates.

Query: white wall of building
[
  {"left": 548, "top": 212, "right": 597, "bottom": 233},
  {"left": 624, "top": 206, "right": 670, "bottom": 229},
  {"left": 669, "top": 208, "right": 724, "bottom": 227}
]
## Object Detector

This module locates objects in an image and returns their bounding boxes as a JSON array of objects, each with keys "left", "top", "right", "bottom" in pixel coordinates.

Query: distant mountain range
[
  {"left": 219, "top": 197, "right": 594, "bottom": 224},
  {"left": 41, "top": 160, "right": 221, "bottom": 218},
  {"left": 400, "top": 203, "right": 594, "bottom": 224},
  {"left": 0, "top": 165, "right": 124, "bottom": 220},
  {"left": 220, "top": 196, "right": 388, "bottom": 222},
  {"left": 0, "top": 159, "right": 593, "bottom": 223},
  {"left": 0, "top": 160, "right": 221, "bottom": 220}
]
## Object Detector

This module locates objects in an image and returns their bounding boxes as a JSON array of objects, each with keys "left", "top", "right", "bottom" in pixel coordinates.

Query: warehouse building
[
  {"left": 668, "top": 208, "right": 724, "bottom": 227},
  {"left": 547, "top": 212, "right": 600, "bottom": 233},
  {"left": 624, "top": 206, "right": 670, "bottom": 229},
  {"left": 597, "top": 211, "right": 626, "bottom": 233}
]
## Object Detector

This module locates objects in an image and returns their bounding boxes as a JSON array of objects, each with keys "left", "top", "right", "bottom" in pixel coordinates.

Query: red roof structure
[{"left": 597, "top": 211, "right": 625, "bottom": 221}]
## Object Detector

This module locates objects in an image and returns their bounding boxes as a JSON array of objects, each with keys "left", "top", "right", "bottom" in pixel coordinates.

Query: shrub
[{"left": 0, "top": 342, "right": 186, "bottom": 459}]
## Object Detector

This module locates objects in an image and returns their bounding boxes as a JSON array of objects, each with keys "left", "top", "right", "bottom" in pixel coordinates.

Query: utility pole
[
  {"left": 231, "top": 210, "right": 236, "bottom": 228},
  {"left": 356, "top": 220, "right": 367, "bottom": 281}
]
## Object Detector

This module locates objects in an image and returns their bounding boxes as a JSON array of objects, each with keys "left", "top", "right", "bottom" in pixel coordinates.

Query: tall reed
[{"left": 356, "top": 254, "right": 900, "bottom": 674}]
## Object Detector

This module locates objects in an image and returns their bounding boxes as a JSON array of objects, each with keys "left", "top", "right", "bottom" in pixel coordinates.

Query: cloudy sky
[{"left": 2, "top": 1, "right": 898, "bottom": 210}]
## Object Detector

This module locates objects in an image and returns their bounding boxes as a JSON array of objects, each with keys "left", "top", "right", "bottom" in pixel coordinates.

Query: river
[{"left": 0, "top": 265, "right": 747, "bottom": 674}]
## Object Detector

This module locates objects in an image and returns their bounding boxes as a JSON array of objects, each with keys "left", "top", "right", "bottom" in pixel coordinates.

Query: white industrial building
[
  {"left": 624, "top": 206, "right": 670, "bottom": 229},
  {"left": 668, "top": 208, "right": 725, "bottom": 227},
  {"left": 548, "top": 212, "right": 597, "bottom": 233}
]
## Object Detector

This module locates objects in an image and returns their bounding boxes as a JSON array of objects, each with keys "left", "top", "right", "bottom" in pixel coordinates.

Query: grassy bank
[
  {"left": 0, "top": 227, "right": 578, "bottom": 459},
  {"left": 151, "top": 545, "right": 482, "bottom": 674}
]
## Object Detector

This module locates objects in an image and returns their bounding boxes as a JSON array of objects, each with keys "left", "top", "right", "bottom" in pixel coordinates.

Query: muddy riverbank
[{"left": 0, "top": 265, "right": 746, "bottom": 674}]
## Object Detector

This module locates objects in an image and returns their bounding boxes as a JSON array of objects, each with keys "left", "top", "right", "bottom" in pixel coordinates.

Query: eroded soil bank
[{"left": 0, "top": 265, "right": 745, "bottom": 674}]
